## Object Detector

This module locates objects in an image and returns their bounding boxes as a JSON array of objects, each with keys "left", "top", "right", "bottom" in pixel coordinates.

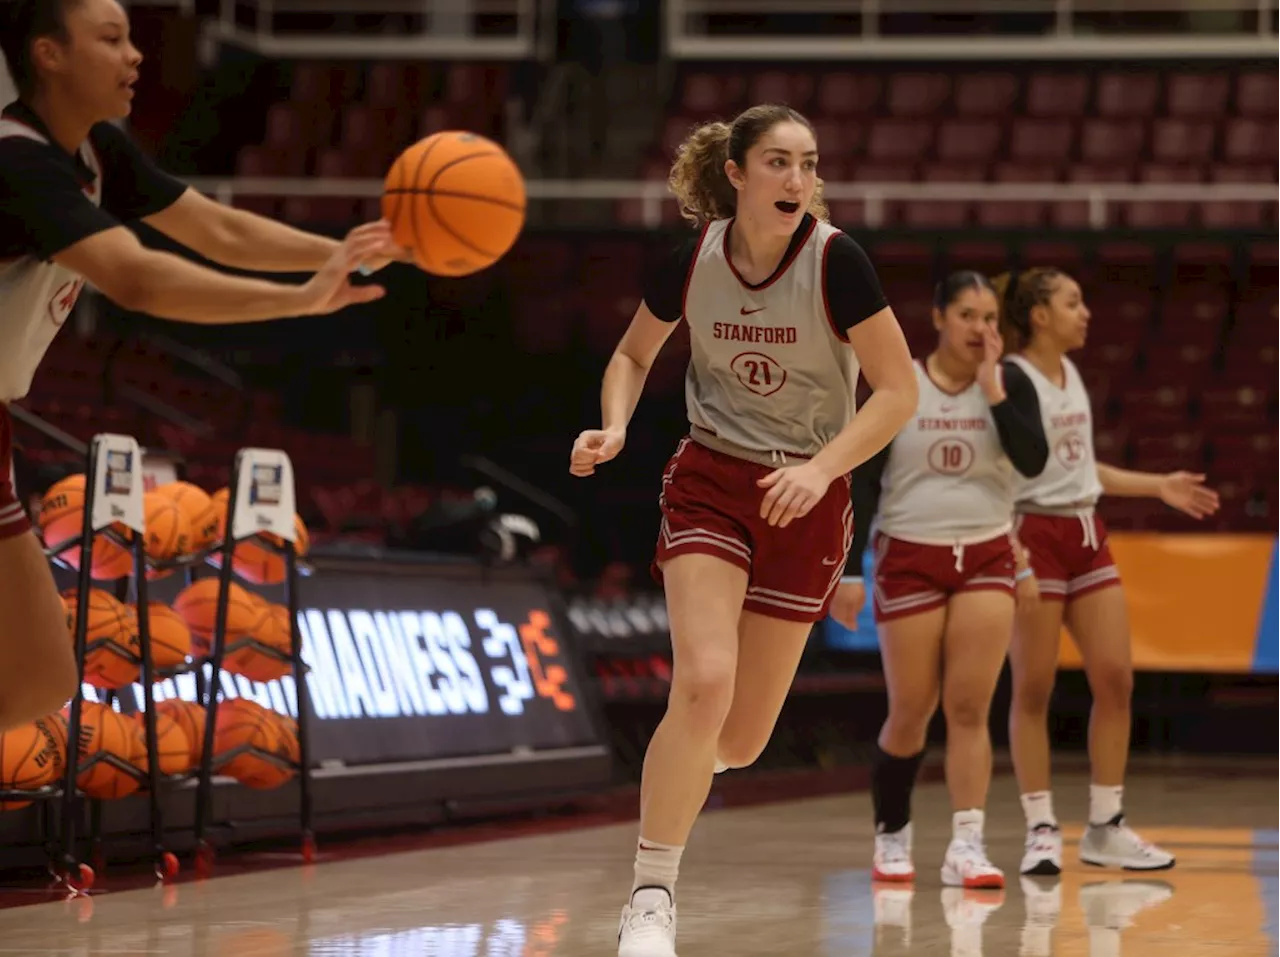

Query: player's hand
[
  {"left": 1157, "top": 471, "right": 1220, "bottom": 519},
  {"left": 349, "top": 219, "right": 415, "bottom": 273},
  {"left": 297, "top": 225, "right": 389, "bottom": 316},
  {"left": 828, "top": 579, "right": 866, "bottom": 629},
  {"left": 757, "top": 460, "right": 832, "bottom": 528},
  {"left": 976, "top": 324, "right": 1006, "bottom": 402},
  {"left": 570, "top": 427, "right": 625, "bottom": 477}
]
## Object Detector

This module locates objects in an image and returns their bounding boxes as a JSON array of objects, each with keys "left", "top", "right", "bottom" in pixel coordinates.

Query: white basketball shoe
[
  {"left": 872, "top": 824, "right": 916, "bottom": 883},
  {"left": 618, "top": 887, "right": 677, "bottom": 957},
  {"left": 1079, "top": 814, "right": 1175, "bottom": 871},
  {"left": 1020, "top": 824, "right": 1064, "bottom": 876}
]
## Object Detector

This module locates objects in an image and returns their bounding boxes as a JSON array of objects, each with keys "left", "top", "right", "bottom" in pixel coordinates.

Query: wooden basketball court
[{"left": 2, "top": 762, "right": 1274, "bottom": 956}]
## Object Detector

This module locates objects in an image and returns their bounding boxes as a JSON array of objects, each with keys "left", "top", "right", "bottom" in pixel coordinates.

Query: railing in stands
[
  {"left": 666, "top": 0, "right": 1278, "bottom": 59},
  {"left": 186, "top": 177, "right": 1279, "bottom": 230},
  {"left": 205, "top": 0, "right": 537, "bottom": 58},
  {"left": 8, "top": 405, "right": 89, "bottom": 458}
]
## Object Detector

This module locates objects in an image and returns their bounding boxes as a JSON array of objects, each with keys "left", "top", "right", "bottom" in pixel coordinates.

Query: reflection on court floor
[{"left": 0, "top": 764, "right": 1274, "bottom": 956}]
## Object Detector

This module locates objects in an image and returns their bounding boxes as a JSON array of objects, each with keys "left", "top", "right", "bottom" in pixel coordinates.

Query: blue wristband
[{"left": 1015, "top": 567, "right": 1034, "bottom": 582}]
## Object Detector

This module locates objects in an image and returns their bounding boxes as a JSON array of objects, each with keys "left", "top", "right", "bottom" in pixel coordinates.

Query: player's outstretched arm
[
  {"left": 1095, "top": 462, "right": 1220, "bottom": 519},
  {"left": 53, "top": 222, "right": 387, "bottom": 324},
  {"left": 144, "top": 189, "right": 413, "bottom": 274}
]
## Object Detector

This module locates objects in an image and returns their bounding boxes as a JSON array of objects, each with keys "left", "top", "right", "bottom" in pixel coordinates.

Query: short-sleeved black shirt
[
  {"left": 0, "top": 100, "right": 188, "bottom": 262},
  {"left": 642, "top": 214, "right": 888, "bottom": 335}
]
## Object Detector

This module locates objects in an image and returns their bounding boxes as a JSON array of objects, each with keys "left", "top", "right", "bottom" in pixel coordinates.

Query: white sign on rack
[
  {"left": 229, "top": 448, "right": 297, "bottom": 545},
  {"left": 89, "top": 434, "right": 145, "bottom": 536}
]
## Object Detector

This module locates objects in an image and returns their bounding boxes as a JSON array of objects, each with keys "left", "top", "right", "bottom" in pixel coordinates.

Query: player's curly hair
[
  {"left": 991, "top": 267, "right": 1066, "bottom": 353},
  {"left": 668, "top": 104, "right": 830, "bottom": 227},
  {"left": 1, "top": 0, "right": 84, "bottom": 97}
]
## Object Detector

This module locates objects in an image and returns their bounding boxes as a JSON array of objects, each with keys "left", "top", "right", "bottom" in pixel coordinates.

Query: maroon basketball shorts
[
  {"left": 1015, "top": 510, "right": 1120, "bottom": 602},
  {"left": 0, "top": 405, "right": 30, "bottom": 542},
  {"left": 652, "top": 437, "right": 853, "bottom": 623},
  {"left": 871, "top": 529, "right": 1017, "bottom": 623}
]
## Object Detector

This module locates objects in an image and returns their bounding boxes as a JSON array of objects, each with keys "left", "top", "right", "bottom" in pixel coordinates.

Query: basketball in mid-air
[{"left": 382, "top": 131, "right": 527, "bottom": 278}]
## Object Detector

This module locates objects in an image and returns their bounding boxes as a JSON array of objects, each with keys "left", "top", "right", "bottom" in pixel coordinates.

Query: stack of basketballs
[
  {"left": 0, "top": 476, "right": 313, "bottom": 806},
  {"left": 36, "top": 477, "right": 310, "bottom": 585}
]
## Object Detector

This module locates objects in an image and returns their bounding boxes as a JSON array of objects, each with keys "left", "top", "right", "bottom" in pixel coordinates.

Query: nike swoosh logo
[
  {"left": 821, "top": 556, "right": 840, "bottom": 566},
  {"left": 740, "top": 306, "right": 765, "bottom": 315},
  {"left": 940, "top": 404, "right": 957, "bottom": 413}
]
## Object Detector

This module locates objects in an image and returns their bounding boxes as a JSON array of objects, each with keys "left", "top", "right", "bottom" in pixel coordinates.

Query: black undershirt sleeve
[
  {"left": 823, "top": 234, "right": 889, "bottom": 337},
  {"left": 640, "top": 235, "right": 699, "bottom": 323},
  {"left": 0, "top": 139, "right": 122, "bottom": 260},
  {"left": 990, "top": 361, "right": 1049, "bottom": 478},
  {"left": 846, "top": 443, "right": 891, "bottom": 578},
  {"left": 91, "top": 122, "right": 188, "bottom": 221}
]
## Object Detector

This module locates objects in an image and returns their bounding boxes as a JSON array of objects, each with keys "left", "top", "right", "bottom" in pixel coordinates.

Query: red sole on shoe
[
  {"left": 872, "top": 869, "right": 916, "bottom": 883},
  {"left": 963, "top": 873, "right": 1005, "bottom": 890}
]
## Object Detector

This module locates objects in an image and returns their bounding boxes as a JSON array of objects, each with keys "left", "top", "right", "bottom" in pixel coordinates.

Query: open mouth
[{"left": 775, "top": 200, "right": 800, "bottom": 214}]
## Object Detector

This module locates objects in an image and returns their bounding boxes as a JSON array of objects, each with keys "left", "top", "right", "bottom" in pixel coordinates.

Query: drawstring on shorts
[
  {"left": 951, "top": 543, "right": 965, "bottom": 573},
  {"left": 1078, "top": 512, "right": 1099, "bottom": 551}
]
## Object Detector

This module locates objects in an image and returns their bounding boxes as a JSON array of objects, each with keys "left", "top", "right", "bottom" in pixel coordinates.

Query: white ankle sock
[
  {"left": 633, "top": 837, "right": 684, "bottom": 895},
  {"left": 1089, "top": 784, "right": 1123, "bottom": 825},
  {"left": 953, "top": 808, "right": 985, "bottom": 842},
  {"left": 1021, "top": 791, "right": 1058, "bottom": 829}
]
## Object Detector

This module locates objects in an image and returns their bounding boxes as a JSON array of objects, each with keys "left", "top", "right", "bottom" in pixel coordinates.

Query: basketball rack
[
  {"left": 21, "top": 434, "right": 172, "bottom": 891},
  {"left": 9, "top": 436, "right": 315, "bottom": 893},
  {"left": 189, "top": 447, "right": 316, "bottom": 877}
]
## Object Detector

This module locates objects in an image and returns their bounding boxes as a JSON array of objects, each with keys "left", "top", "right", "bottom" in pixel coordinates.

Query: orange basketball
[
  {"left": 134, "top": 602, "right": 192, "bottom": 670},
  {"left": 142, "top": 488, "right": 193, "bottom": 571},
  {"left": 67, "top": 702, "right": 139, "bottom": 800},
  {"left": 153, "top": 481, "right": 218, "bottom": 552},
  {"left": 263, "top": 709, "right": 300, "bottom": 767},
  {"left": 131, "top": 711, "right": 192, "bottom": 777},
  {"left": 39, "top": 711, "right": 69, "bottom": 778},
  {"left": 39, "top": 474, "right": 133, "bottom": 580},
  {"left": 173, "top": 579, "right": 269, "bottom": 655},
  {"left": 223, "top": 601, "right": 294, "bottom": 683},
  {"left": 156, "top": 699, "right": 205, "bottom": 768},
  {"left": 0, "top": 722, "right": 61, "bottom": 810},
  {"left": 382, "top": 131, "right": 526, "bottom": 277},
  {"left": 63, "top": 588, "right": 141, "bottom": 689},
  {"left": 213, "top": 698, "right": 294, "bottom": 789}
]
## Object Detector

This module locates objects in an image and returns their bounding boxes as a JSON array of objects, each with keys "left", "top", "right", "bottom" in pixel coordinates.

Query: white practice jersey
[
  {"left": 682, "top": 217, "right": 860, "bottom": 458},
  {"left": 876, "top": 362, "right": 1016, "bottom": 544},
  {"left": 1006, "top": 354, "right": 1102, "bottom": 511},
  {"left": 0, "top": 120, "right": 99, "bottom": 402}
]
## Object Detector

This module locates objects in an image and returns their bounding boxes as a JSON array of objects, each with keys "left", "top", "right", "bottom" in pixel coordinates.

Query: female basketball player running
[
  {"left": 848, "top": 272, "right": 1048, "bottom": 890},
  {"left": 994, "top": 269, "right": 1219, "bottom": 876},
  {"left": 0, "top": 0, "right": 407, "bottom": 731},
  {"left": 569, "top": 104, "right": 918, "bottom": 957}
]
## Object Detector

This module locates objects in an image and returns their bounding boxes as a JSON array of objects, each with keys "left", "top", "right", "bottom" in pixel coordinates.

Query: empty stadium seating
[{"left": 635, "top": 64, "right": 1278, "bottom": 229}]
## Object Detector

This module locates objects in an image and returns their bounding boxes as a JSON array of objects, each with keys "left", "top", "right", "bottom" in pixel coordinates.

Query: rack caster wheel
[
  {"left": 194, "top": 842, "right": 215, "bottom": 879},
  {"left": 301, "top": 834, "right": 316, "bottom": 865},
  {"left": 62, "top": 862, "right": 94, "bottom": 894},
  {"left": 154, "top": 852, "right": 179, "bottom": 882}
]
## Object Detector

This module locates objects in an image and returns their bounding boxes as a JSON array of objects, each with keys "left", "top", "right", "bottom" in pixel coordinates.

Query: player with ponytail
[
  {"left": 571, "top": 103, "right": 917, "bottom": 956},
  {"left": 993, "top": 268, "right": 1218, "bottom": 875}
]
